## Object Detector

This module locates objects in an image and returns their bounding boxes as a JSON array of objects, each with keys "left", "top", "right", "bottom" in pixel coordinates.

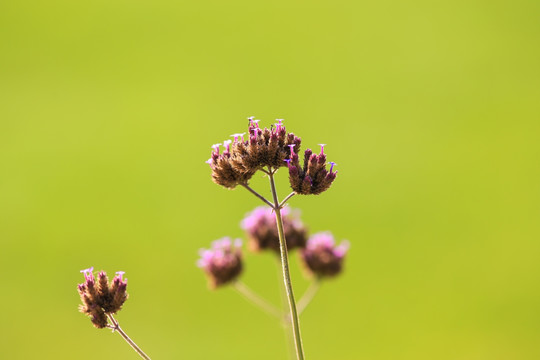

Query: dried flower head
[
  {"left": 198, "top": 237, "right": 243, "bottom": 288},
  {"left": 206, "top": 141, "right": 257, "bottom": 189},
  {"left": 301, "top": 232, "right": 349, "bottom": 277},
  {"left": 241, "top": 206, "right": 307, "bottom": 253},
  {"left": 77, "top": 267, "right": 128, "bottom": 328},
  {"left": 207, "top": 117, "right": 302, "bottom": 189},
  {"left": 286, "top": 144, "right": 337, "bottom": 195}
]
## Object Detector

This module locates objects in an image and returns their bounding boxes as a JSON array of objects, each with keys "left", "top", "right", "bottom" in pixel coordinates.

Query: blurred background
[{"left": 1, "top": 0, "right": 539, "bottom": 359}]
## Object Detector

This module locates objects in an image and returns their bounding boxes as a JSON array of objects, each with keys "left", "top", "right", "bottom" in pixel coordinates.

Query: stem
[
  {"left": 275, "top": 257, "right": 299, "bottom": 360},
  {"left": 233, "top": 281, "right": 282, "bottom": 319},
  {"left": 297, "top": 280, "right": 321, "bottom": 315},
  {"left": 241, "top": 183, "right": 274, "bottom": 208},
  {"left": 268, "top": 168, "right": 305, "bottom": 360},
  {"left": 107, "top": 314, "right": 151, "bottom": 360},
  {"left": 279, "top": 192, "right": 296, "bottom": 209}
]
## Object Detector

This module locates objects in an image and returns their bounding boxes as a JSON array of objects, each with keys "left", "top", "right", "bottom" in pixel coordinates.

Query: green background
[{"left": 1, "top": 0, "right": 539, "bottom": 359}]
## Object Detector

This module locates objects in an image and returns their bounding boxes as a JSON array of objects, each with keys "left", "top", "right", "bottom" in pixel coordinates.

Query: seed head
[
  {"left": 301, "top": 232, "right": 349, "bottom": 278},
  {"left": 77, "top": 268, "right": 129, "bottom": 328},
  {"left": 241, "top": 206, "right": 307, "bottom": 253},
  {"left": 197, "top": 237, "right": 243, "bottom": 289},
  {"left": 286, "top": 145, "right": 337, "bottom": 195}
]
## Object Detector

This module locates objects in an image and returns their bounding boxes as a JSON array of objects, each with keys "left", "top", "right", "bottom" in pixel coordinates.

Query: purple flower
[
  {"left": 207, "top": 117, "right": 302, "bottom": 189},
  {"left": 286, "top": 145, "right": 337, "bottom": 195},
  {"left": 77, "top": 268, "right": 129, "bottom": 328},
  {"left": 198, "top": 237, "right": 243, "bottom": 288},
  {"left": 241, "top": 206, "right": 307, "bottom": 253},
  {"left": 301, "top": 232, "right": 349, "bottom": 278}
]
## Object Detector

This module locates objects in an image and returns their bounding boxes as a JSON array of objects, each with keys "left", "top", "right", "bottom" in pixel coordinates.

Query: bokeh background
[{"left": 1, "top": 0, "right": 539, "bottom": 359}]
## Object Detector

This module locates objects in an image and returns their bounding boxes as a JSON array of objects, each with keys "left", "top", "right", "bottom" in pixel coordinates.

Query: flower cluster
[
  {"left": 197, "top": 237, "right": 243, "bottom": 288},
  {"left": 201, "top": 118, "right": 345, "bottom": 359},
  {"left": 301, "top": 232, "right": 349, "bottom": 277},
  {"left": 206, "top": 118, "right": 302, "bottom": 189},
  {"left": 241, "top": 206, "right": 307, "bottom": 253},
  {"left": 77, "top": 267, "right": 128, "bottom": 328},
  {"left": 286, "top": 144, "right": 338, "bottom": 195},
  {"left": 198, "top": 207, "right": 349, "bottom": 285}
]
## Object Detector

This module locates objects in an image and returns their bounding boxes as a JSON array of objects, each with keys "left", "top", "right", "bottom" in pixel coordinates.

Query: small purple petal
[
  {"left": 288, "top": 144, "right": 296, "bottom": 155},
  {"left": 230, "top": 133, "right": 246, "bottom": 142},
  {"left": 196, "top": 259, "right": 207, "bottom": 268},
  {"left": 329, "top": 161, "right": 337, "bottom": 172},
  {"left": 223, "top": 140, "right": 232, "bottom": 152},
  {"left": 80, "top": 267, "right": 94, "bottom": 274},
  {"left": 334, "top": 240, "right": 350, "bottom": 258}
]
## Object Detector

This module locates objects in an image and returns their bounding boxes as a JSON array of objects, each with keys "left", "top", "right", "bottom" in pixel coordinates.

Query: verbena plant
[
  {"left": 76, "top": 117, "right": 349, "bottom": 360},
  {"left": 200, "top": 118, "right": 348, "bottom": 359}
]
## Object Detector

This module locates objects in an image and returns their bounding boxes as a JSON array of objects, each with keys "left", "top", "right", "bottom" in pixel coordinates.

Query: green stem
[
  {"left": 275, "top": 257, "right": 299, "bottom": 360},
  {"left": 297, "top": 280, "right": 321, "bottom": 315},
  {"left": 233, "top": 281, "right": 282, "bottom": 319},
  {"left": 107, "top": 314, "right": 151, "bottom": 360},
  {"left": 241, "top": 183, "right": 274, "bottom": 208},
  {"left": 268, "top": 168, "right": 305, "bottom": 360},
  {"left": 279, "top": 192, "right": 296, "bottom": 209}
]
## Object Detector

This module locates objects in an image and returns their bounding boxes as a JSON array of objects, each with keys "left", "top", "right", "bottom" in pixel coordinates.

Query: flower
[
  {"left": 198, "top": 237, "right": 243, "bottom": 288},
  {"left": 77, "top": 268, "right": 128, "bottom": 328},
  {"left": 301, "top": 232, "right": 349, "bottom": 277},
  {"left": 285, "top": 145, "right": 337, "bottom": 195},
  {"left": 206, "top": 141, "right": 257, "bottom": 189},
  {"left": 241, "top": 206, "right": 307, "bottom": 253},
  {"left": 207, "top": 118, "right": 302, "bottom": 189}
]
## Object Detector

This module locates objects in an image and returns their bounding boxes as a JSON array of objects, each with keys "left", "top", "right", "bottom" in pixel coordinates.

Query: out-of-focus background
[{"left": 1, "top": 0, "right": 539, "bottom": 359}]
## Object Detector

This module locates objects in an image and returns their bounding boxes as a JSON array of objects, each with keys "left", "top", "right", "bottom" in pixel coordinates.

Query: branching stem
[
  {"left": 279, "top": 192, "right": 296, "bottom": 209},
  {"left": 233, "top": 281, "right": 282, "bottom": 319},
  {"left": 241, "top": 183, "right": 274, "bottom": 208},
  {"left": 107, "top": 314, "right": 151, "bottom": 360},
  {"left": 297, "top": 279, "right": 321, "bottom": 315}
]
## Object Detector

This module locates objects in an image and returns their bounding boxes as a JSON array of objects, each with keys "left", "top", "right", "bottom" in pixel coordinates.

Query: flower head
[
  {"left": 198, "top": 237, "right": 243, "bottom": 288},
  {"left": 301, "top": 232, "right": 349, "bottom": 277},
  {"left": 241, "top": 206, "right": 307, "bottom": 253},
  {"left": 285, "top": 145, "right": 337, "bottom": 195},
  {"left": 207, "top": 118, "right": 302, "bottom": 189},
  {"left": 77, "top": 268, "right": 129, "bottom": 328}
]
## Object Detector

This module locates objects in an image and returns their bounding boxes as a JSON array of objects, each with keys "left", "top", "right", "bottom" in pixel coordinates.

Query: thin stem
[
  {"left": 233, "top": 281, "right": 282, "bottom": 319},
  {"left": 297, "top": 280, "right": 321, "bottom": 315},
  {"left": 279, "top": 192, "right": 296, "bottom": 209},
  {"left": 275, "top": 257, "right": 299, "bottom": 360},
  {"left": 241, "top": 183, "right": 274, "bottom": 208},
  {"left": 268, "top": 168, "right": 305, "bottom": 360},
  {"left": 107, "top": 314, "right": 151, "bottom": 360}
]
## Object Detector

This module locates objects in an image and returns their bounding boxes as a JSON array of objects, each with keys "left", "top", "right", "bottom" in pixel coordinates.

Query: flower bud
[
  {"left": 241, "top": 206, "right": 307, "bottom": 253},
  {"left": 301, "top": 232, "right": 349, "bottom": 277},
  {"left": 197, "top": 237, "right": 243, "bottom": 288}
]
